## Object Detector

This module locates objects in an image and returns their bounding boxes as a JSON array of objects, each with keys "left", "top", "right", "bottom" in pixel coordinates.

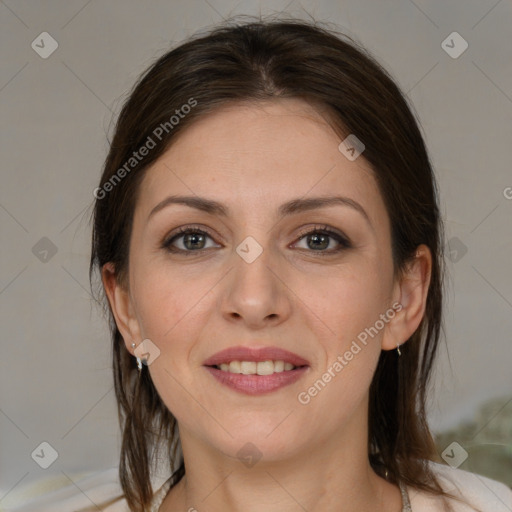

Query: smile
[
  {"left": 203, "top": 345, "right": 310, "bottom": 395},
  {"left": 204, "top": 364, "right": 309, "bottom": 395},
  {"left": 213, "top": 360, "right": 298, "bottom": 375}
]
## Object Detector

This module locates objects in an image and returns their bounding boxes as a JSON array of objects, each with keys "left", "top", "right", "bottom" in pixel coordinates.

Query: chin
[{"left": 209, "top": 423, "right": 307, "bottom": 462}]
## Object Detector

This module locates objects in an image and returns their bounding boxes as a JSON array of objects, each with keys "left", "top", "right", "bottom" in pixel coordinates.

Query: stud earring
[{"left": 131, "top": 343, "right": 143, "bottom": 371}]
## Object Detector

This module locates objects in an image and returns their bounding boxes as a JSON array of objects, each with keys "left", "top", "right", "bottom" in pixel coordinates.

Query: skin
[{"left": 103, "top": 98, "right": 432, "bottom": 512}]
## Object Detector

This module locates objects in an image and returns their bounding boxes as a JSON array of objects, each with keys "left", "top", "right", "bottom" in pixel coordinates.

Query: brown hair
[{"left": 89, "top": 15, "right": 477, "bottom": 512}]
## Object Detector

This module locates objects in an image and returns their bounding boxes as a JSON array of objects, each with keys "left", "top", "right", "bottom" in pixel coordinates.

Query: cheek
[
  {"left": 131, "top": 262, "right": 214, "bottom": 342},
  {"left": 301, "top": 265, "right": 389, "bottom": 349},
  {"left": 134, "top": 266, "right": 212, "bottom": 422},
  {"left": 294, "top": 269, "right": 386, "bottom": 422}
]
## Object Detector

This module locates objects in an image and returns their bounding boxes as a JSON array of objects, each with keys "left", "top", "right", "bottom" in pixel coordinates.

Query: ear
[
  {"left": 381, "top": 244, "right": 432, "bottom": 351},
  {"left": 101, "top": 262, "right": 142, "bottom": 356}
]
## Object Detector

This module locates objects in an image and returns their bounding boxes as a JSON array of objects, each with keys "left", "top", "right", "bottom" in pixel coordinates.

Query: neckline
[
  {"left": 399, "top": 480, "right": 412, "bottom": 511},
  {"left": 152, "top": 478, "right": 413, "bottom": 511},
  {"left": 151, "top": 477, "right": 173, "bottom": 511}
]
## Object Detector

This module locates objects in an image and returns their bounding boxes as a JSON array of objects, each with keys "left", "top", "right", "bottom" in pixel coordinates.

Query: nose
[{"left": 220, "top": 244, "right": 292, "bottom": 330}]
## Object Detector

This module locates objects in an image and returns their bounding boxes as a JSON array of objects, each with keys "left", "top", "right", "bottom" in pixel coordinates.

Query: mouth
[
  {"left": 203, "top": 345, "right": 310, "bottom": 370},
  {"left": 207, "top": 360, "right": 305, "bottom": 375},
  {"left": 202, "top": 345, "right": 310, "bottom": 395}
]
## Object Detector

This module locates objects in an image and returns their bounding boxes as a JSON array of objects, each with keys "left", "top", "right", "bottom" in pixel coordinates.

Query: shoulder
[
  {"left": 2, "top": 467, "right": 130, "bottom": 512},
  {"left": 407, "top": 460, "right": 512, "bottom": 512},
  {"left": 0, "top": 467, "right": 171, "bottom": 512},
  {"left": 2, "top": 466, "right": 172, "bottom": 512}
]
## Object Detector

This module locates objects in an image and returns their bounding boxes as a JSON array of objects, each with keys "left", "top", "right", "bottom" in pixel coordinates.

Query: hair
[{"left": 88, "top": 15, "right": 479, "bottom": 512}]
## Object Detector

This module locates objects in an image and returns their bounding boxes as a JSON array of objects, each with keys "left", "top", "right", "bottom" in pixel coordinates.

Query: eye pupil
[
  {"left": 308, "top": 233, "right": 329, "bottom": 250},
  {"left": 184, "top": 232, "right": 206, "bottom": 250}
]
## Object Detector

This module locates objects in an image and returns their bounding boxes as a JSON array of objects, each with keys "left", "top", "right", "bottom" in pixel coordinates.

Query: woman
[{"left": 88, "top": 17, "right": 511, "bottom": 512}]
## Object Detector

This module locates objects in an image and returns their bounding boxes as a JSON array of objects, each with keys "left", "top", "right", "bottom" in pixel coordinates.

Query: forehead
[{"left": 137, "top": 98, "right": 387, "bottom": 228}]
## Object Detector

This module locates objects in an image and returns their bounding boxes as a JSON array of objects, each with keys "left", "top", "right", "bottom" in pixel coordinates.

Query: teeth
[
  {"left": 274, "top": 360, "right": 284, "bottom": 372},
  {"left": 241, "top": 361, "right": 257, "bottom": 374},
  {"left": 229, "top": 361, "right": 241, "bottom": 373},
  {"left": 256, "top": 361, "right": 274, "bottom": 375},
  {"left": 216, "top": 360, "right": 297, "bottom": 374}
]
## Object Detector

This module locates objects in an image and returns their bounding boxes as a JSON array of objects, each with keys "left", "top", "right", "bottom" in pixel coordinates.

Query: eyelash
[{"left": 161, "top": 224, "right": 351, "bottom": 256}]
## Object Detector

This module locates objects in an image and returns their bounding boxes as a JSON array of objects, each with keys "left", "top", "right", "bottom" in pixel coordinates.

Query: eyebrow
[{"left": 148, "top": 194, "right": 372, "bottom": 228}]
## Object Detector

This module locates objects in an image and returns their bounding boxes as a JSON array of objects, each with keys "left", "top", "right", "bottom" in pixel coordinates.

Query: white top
[
  {"left": 147, "top": 478, "right": 415, "bottom": 511},
  {"left": 3, "top": 461, "right": 511, "bottom": 511}
]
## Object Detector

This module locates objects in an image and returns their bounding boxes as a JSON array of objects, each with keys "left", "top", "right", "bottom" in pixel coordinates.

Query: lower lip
[{"left": 204, "top": 366, "right": 309, "bottom": 395}]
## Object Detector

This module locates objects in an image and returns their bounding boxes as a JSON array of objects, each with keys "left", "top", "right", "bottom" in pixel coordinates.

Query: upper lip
[{"left": 203, "top": 346, "right": 310, "bottom": 367}]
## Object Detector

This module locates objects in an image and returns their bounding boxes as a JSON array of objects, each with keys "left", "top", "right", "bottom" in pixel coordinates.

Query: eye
[
  {"left": 293, "top": 225, "right": 351, "bottom": 254},
  {"left": 161, "top": 224, "right": 351, "bottom": 256},
  {"left": 162, "top": 225, "right": 220, "bottom": 254}
]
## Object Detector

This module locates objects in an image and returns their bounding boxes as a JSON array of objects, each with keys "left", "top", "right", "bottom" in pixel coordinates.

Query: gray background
[{"left": 1, "top": 0, "right": 511, "bottom": 506}]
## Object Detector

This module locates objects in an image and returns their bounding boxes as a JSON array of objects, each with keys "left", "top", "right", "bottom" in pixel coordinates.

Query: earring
[
  {"left": 396, "top": 343, "right": 402, "bottom": 356},
  {"left": 131, "top": 343, "right": 143, "bottom": 371}
]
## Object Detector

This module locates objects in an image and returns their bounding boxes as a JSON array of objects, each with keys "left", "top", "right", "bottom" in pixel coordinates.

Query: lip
[
  {"left": 202, "top": 345, "right": 310, "bottom": 367},
  {"left": 204, "top": 365, "right": 309, "bottom": 395}
]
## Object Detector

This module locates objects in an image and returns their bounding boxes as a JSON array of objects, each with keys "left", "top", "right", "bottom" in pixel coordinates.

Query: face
[{"left": 110, "top": 98, "right": 413, "bottom": 463}]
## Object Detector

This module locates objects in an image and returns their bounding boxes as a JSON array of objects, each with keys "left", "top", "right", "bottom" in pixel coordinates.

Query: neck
[{"left": 160, "top": 398, "right": 402, "bottom": 512}]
